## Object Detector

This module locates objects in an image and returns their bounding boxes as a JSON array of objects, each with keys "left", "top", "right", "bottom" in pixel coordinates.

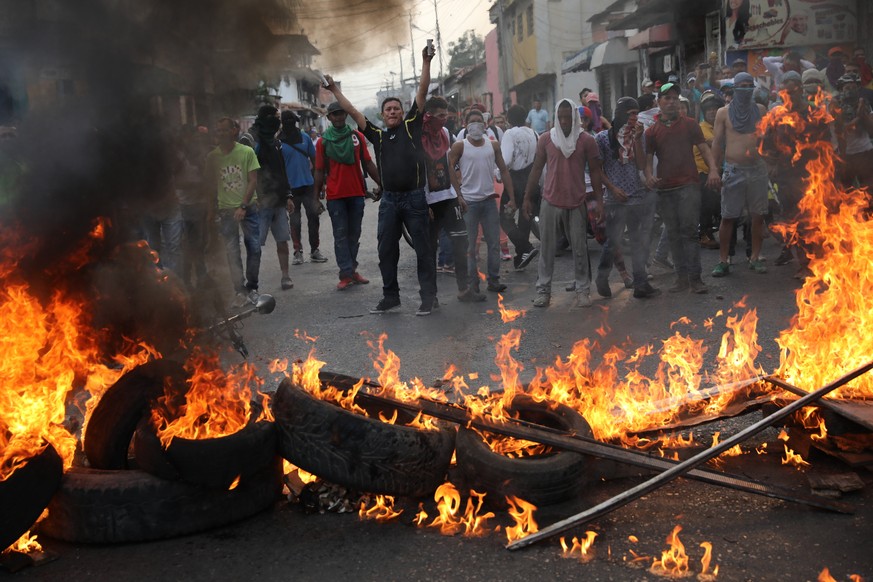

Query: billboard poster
[{"left": 725, "top": 0, "right": 857, "bottom": 50}]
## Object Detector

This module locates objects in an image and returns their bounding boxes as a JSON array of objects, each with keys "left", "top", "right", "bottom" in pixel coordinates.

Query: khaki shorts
[{"left": 720, "top": 161, "right": 769, "bottom": 220}]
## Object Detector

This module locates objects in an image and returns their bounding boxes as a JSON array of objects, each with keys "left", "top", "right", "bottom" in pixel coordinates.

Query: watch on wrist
[{"left": 239, "top": 203, "right": 248, "bottom": 210}]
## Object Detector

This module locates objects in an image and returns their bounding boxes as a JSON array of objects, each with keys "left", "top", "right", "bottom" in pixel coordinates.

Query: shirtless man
[{"left": 711, "top": 72, "right": 769, "bottom": 277}]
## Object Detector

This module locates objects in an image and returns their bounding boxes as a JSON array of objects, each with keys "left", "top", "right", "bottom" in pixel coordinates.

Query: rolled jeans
[
  {"left": 597, "top": 199, "right": 655, "bottom": 290},
  {"left": 536, "top": 198, "right": 590, "bottom": 296},
  {"left": 327, "top": 196, "right": 365, "bottom": 279},
  {"left": 218, "top": 206, "right": 261, "bottom": 293},
  {"left": 657, "top": 184, "right": 702, "bottom": 280},
  {"left": 376, "top": 189, "right": 436, "bottom": 301},
  {"left": 464, "top": 197, "right": 501, "bottom": 288}
]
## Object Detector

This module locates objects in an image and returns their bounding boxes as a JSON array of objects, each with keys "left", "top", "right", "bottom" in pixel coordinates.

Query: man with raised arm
[{"left": 325, "top": 46, "right": 438, "bottom": 316}]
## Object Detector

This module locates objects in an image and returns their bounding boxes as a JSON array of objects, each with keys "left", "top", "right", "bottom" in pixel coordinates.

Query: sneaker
[
  {"left": 774, "top": 247, "right": 793, "bottom": 266},
  {"left": 571, "top": 293, "right": 592, "bottom": 310},
  {"left": 416, "top": 299, "right": 435, "bottom": 316},
  {"left": 621, "top": 275, "right": 634, "bottom": 289},
  {"left": 351, "top": 272, "right": 369, "bottom": 284},
  {"left": 246, "top": 289, "right": 260, "bottom": 305},
  {"left": 230, "top": 292, "right": 249, "bottom": 309},
  {"left": 748, "top": 259, "right": 767, "bottom": 274},
  {"left": 712, "top": 262, "right": 730, "bottom": 277},
  {"left": 565, "top": 281, "right": 576, "bottom": 292},
  {"left": 532, "top": 293, "right": 551, "bottom": 307},
  {"left": 292, "top": 250, "right": 304, "bottom": 265},
  {"left": 594, "top": 275, "right": 611, "bottom": 298},
  {"left": 310, "top": 249, "right": 328, "bottom": 263},
  {"left": 501, "top": 250, "right": 512, "bottom": 261},
  {"left": 668, "top": 277, "right": 690, "bottom": 293},
  {"left": 652, "top": 256, "right": 674, "bottom": 271},
  {"left": 432, "top": 296, "right": 440, "bottom": 310},
  {"left": 281, "top": 276, "right": 294, "bottom": 290},
  {"left": 487, "top": 282, "right": 507, "bottom": 292},
  {"left": 337, "top": 277, "right": 355, "bottom": 291},
  {"left": 689, "top": 278, "right": 708, "bottom": 294},
  {"left": 515, "top": 248, "right": 539, "bottom": 270},
  {"left": 370, "top": 297, "right": 401, "bottom": 314},
  {"left": 442, "top": 264, "right": 455, "bottom": 275},
  {"left": 633, "top": 284, "right": 662, "bottom": 299},
  {"left": 458, "top": 287, "right": 487, "bottom": 302}
]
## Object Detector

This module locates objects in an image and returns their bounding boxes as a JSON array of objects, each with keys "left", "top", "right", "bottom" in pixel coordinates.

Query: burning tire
[
  {"left": 272, "top": 376, "right": 455, "bottom": 498},
  {"left": 84, "top": 359, "right": 188, "bottom": 470},
  {"left": 37, "top": 458, "right": 282, "bottom": 544},
  {"left": 133, "top": 419, "right": 277, "bottom": 490},
  {"left": 0, "top": 443, "right": 63, "bottom": 552},
  {"left": 455, "top": 396, "right": 594, "bottom": 506}
]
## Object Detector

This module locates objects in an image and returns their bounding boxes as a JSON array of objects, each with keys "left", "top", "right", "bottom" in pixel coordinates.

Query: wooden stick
[{"left": 505, "top": 360, "right": 873, "bottom": 550}]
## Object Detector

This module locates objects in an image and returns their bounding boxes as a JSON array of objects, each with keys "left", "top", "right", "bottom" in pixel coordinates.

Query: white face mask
[{"left": 466, "top": 122, "right": 486, "bottom": 139}]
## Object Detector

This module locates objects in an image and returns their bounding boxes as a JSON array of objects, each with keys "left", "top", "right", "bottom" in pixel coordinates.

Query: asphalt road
[{"left": 9, "top": 203, "right": 872, "bottom": 582}]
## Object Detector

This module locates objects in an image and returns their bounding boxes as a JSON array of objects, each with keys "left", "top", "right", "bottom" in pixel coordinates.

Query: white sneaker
[
  {"left": 571, "top": 293, "right": 592, "bottom": 310},
  {"left": 292, "top": 250, "right": 304, "bottom": 265},
  {"left": 231, "top": 292, "right": 248, "bottom": 309},
  {"left": 246, "top": 289, "right": 260, "bottom": 305}
]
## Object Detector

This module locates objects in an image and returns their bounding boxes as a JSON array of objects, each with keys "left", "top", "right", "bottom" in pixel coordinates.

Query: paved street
[{"left": 16, "top": 206, "right": 873, "bottom": 582}]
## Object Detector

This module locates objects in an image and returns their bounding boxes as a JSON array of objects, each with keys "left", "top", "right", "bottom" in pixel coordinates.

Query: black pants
[
  {"left": 290, "top": 185, "right": 321, "bottom": 252},
  {"left": 698, "top": 172, "right": 720, "bottom": 237},
  {"left": 430, "top": 198, "right": 470, "bottom": 292},
  {"left": 500, "top": 167, "right": 536, "bottom": 258}
]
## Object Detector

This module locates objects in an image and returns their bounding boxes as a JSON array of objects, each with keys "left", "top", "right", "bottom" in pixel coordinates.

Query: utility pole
[
  {"left": 409, "top": 11, "right": 418, "bottom": 84},
  {"left": 432, "top": 0, "right": 444, "bottom": 81},
  {"left": 397, "top": 45, "right": 404, "bottom": 97}
]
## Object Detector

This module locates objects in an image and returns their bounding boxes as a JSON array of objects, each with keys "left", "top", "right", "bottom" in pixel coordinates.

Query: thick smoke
[{"left": 0, "top": 0, "right": 343, "bottom": 353}]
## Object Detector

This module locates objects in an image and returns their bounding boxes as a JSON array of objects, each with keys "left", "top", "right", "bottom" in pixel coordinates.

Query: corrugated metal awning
[{"left": 562, "top": 42, "right": 603, "bottom": 74}]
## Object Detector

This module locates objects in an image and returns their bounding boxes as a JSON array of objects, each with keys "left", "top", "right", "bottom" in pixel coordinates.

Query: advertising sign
[{"left": 725, "top": 0, "right": 857, "bottom": 50}]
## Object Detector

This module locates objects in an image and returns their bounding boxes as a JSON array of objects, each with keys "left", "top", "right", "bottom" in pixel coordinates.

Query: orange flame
[
  {"left": 152, "top": 348, "right": 263, "bottom": 447},
  {"left": 699, "top": 541, "right": 719, "bottom": 580},
  {"left": 497, "top": 294, "right": 525, "bottom": 323},
  {"left": 504, "top": 496, "right": 538, "bottom": 543},
  {"left": 359, "top": 495, "right": 404, "bottom": 522},
  {"left": 423, "top": 482, "right": 495, "bottom": 537},
  {"left": 560, "top": 531, "right": 598, "bottom": 562},
  {"left": 4, "top": 531, "right": 43, "bottom": 554},
  {"left": 781, "top": 444, "right": 811, "bottom": 469},
  {"left": 650, "top": 525, "right": 690, "bottom": 577}
]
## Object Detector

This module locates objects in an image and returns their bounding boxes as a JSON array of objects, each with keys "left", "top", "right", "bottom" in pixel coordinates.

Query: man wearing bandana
[
  {"left": 421, "top": 96, "right": 484, "bottom": 303},
  {"left": 644, "top": 83, "right": 721, "bottom": 294},
  {"left": 522, "top": 99, "right": 604, "bottom": 310},
  {"left": 594, "top": 97, "right": 659, "bottom": 299},
  {"left": 711, "top": 72, "right": 769, "bottom": 277},
  {"left": 313, "top": 100, "right": 381, "bottom": 291}
]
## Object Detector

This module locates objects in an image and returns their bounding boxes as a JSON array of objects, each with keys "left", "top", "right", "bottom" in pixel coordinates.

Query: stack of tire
[
  {"left": 272, "top": 372, "right": 593, "bottom": 507},
  {"left": 37, "top": 359, "right": 282, "bottom": 544}
]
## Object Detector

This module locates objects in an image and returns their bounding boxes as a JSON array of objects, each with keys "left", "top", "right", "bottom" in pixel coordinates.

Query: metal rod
[
  {"left": 764, "top": 375, "right": 873, "bottom": 432},
  {"left": 353, "top": 389, "right": 853, "bottom": 515},
  {"left": 506, "top": 360, "right": 873, "bottom": 550}
]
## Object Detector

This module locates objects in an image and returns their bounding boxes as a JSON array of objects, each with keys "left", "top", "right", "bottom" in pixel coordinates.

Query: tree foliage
[{"left": 447, "top": 30, "right": 485, "bottom": 72}]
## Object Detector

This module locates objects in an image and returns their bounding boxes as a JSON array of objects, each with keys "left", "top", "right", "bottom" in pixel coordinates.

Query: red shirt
[
  {"left": 537, "top": 131, "right": 601, "bottom": 209},
  {"left": 645, "top": 114, "right": 706, "bottom": 190},
  {"left": 315, "top": 130, "right": 371, "bottom": 200}
]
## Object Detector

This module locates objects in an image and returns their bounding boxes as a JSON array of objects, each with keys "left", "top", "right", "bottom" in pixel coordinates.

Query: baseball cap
[
  {"left": 642, "top": 78, "right": 654, "bottom": 88},
  {"left": 781, "top": 71, "right": 802, "bottom": 85},
  {"left": 585, "top": 92, "right": 600, "bottom": 103},
  {"left": 836, "top": 72, "right": 861, "bottom": 88},
  {"left": 326, "top": 101, "right": 345, "bottom": 115},
  {"left": 658, "top": 82, "right": 681, "bottom": 96},
  {"left": 828, "top": 46, "right": 847, "bottom": 58},
  {"left": 801, "top": 69, "right": 824, "bottom": 85}
]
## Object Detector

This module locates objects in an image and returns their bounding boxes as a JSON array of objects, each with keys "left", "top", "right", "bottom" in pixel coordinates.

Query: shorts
[
  {"left": 720, "top": 161, "right": 769, "bottom": 220},
  {"left": 258, "top": 205, "right": 291, "bottom": 245}
]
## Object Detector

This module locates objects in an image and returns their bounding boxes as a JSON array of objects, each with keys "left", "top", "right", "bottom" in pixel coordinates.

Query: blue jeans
[
  {"left": 180, "top": 202, "right": 208, "bottom": 286},
  {"left": 464, "top": 197, "right": 502, "bottom": 288},
  {"left": 598, "top": 199, "right": 655, "bottom": 289},
  {"left": 327, "top": 196, "right": 365, "bottom": 279},
  {"left": 141, "top": 205, "right": 183, "bottom": 275},
  {"left": 658, "top": 184, "right": 702, "bottom": 280},
  {"left": 377, "top": 189, "right": 436, "bottom": 301},
  {"left": 438, "top": 228, "right": 453, "bottom": 267},
  {"left": 218, "top": 207, "right": 261, "bottom": 293}
]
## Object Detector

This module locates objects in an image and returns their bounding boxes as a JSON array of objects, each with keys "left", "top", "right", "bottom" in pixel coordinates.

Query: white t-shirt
[{"left": 501, "top": 126, "right": 538, "bottom": 171}]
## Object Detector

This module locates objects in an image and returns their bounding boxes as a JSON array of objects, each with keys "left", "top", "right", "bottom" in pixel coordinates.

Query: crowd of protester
[{"left": 140, "top": 44, "right": 871, "bottom": 315}]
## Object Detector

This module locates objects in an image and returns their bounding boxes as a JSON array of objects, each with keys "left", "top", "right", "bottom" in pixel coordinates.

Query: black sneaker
[
  {"left": 595, "top": 275, "right": 611, "bottom": 298},
  {"left": 487, "top": 282, "right": 507, "bottom": 292},
  {"left": 515, "top": 248, "right": 539, "bottom": 270},
  {"left": 370, "top": 297, "right": 401, "bottom": 314},
  {"left": 633, "top": 284, "right": 662, "bottom": 299},
  {"left": 775, "top": 247, "right": 793, "bottom": 266},
  {"left": 416, "top": 299, "right": 434, "bottom": 316}
]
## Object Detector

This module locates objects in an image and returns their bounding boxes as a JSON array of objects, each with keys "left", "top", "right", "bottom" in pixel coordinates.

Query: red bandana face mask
[{"left": 422, "top": 113, "right": 450, "bottom": 161}]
